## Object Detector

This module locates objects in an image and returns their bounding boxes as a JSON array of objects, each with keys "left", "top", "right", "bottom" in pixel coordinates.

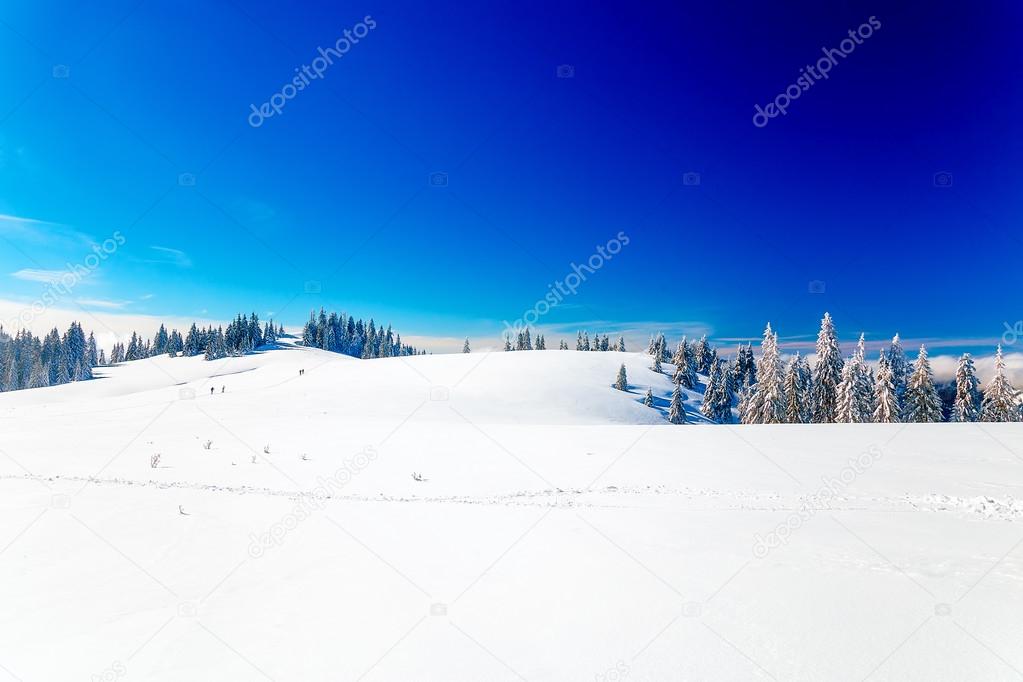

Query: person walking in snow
[{"left": 209, "top": 387, "right": 214, "bottom": 396}]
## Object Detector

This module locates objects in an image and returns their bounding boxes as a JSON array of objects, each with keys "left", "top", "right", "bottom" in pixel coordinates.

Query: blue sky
[{"left": 0, "top": 0, "right": 1020, "bottom": 354}]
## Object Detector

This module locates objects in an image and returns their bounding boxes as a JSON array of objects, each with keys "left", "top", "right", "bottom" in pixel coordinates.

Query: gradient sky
[{"left": 0, "top": 0, "right": 1020, "bottom": 354}]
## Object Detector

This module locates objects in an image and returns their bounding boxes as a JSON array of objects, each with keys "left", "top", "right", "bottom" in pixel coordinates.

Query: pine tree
[
  {"left": 667, "top": 384, "right": 687, "bottom": 424},
  {"left": 701, "top": 357, "right": 734, "bottom": 423},
  {"left": 504, "top": 338, "right": 512, "bottom": 352},
  {"left": 873, "top": 352, "right": 900, "bottom": 423},
  {"left": 743, "top": 323, "right": 786, "bottom": 424},
  {"left": 811, "top": 313, "right": 843, "bottom": 423},
  {"left": 643, "top": 387, "right": 654, "bottom": 407},
  {"left": 835, "top": 363, "right": 857, "bottom": 423},
  {"left": 903, "top": 345, "right": 943, "bottom": 423},
  {"left": 462, "top": 338, "right": 471, "bottom": 354},
  {"left": 614, "top": 364, "right": 628, "bottom": 391},
  {"left": 951, "top": 353, "right": 981, "bottom": 422},
  {"left": 980, "top": 346, "right": 1019, "bottom": 422},
  {"left": 888, "top": 334, "right": 909, "bottom": 402},
  {"left": 617, "top": 336, "right": 626, "bottom": 353},
  {"left": 783, "top": 354, "right": 806, "bottom": 423},
  {"left": 652, "top": 352, "right": 662, "bottom": 373}
]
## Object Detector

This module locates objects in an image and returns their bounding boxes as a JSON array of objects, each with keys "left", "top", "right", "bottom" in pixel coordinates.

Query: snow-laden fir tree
[
  {"left": 617, "top": 336, "right": 626, "bottom": 353},
  {"left": 783, "top": 354, "right": 809, "bottom": 423},
  {"left": 643, "top": 387, "right": 654, "bottom": 407},
  {"left": 462, "top": 338, "right": 470, "bottom": 353},
  {"left": 854, "top": 335, "right": 875, "bottom": 417},
  {"left": 614, "top": 363, "right": 628, "bottom": 391},
  {"left": 902, "top": 345, "right": 943, "bottom": 423},
  {"left": 701, "top": 357, "right": 734, "bottom": 423},
  {"left": 887, "top": 334, "right": 909, "bottom": 402},
  {"left": 672, "top": 338, "right": 697, "bottom": 389},
  {"left": 667, "top": 383, "right": 687, "bottom": 424},
  {"left": 652, "top": 351, "right": 662, "bottom": 374},
  {"left": 503, "top": 338, "right": 512, "bottom": 352},
  {"left": 577, "top": 332, "right": 585, "bottom": 351},
  {"left": 950, "top": 353, "right": 981, "bottom": 422},
  {"left": 559, "top": 340, "right": 568, "bottom": 350},
  {"left": 536, "top": 334, "right": 545, "bottom": 350},
  {"left": 872, "top": 352, "right": 900, "bottom": 423},
  {"left": 835, "top": 363, "right": 858, "bottom": 423},
  {"left": 811, "top": 312, "right": 844, "bottom": 423},
  {"left": 693, "top": 335, "right": 711, "bottom": 373},
  {"left": 980, "top": 346, "right": 1020, "bottom": 422},
  {"left": 743, "top": 323, "right": 786, "bottom": 424}
]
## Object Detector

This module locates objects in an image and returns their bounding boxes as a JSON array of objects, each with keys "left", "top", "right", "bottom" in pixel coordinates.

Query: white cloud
[
  {"left": 74, "top": 298, "right": 129, "bottom": 310},
  {"left": 145, "top": 246, "right": 192, "bottom": 268},
  {"left": 10, "top": 268, "right": 69, "bottom": 284}
]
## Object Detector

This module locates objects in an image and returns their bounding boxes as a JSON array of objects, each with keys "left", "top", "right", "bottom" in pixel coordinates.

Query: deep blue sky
[{"left": 0, "top": 0, "right": 1020, "bottom": 351}]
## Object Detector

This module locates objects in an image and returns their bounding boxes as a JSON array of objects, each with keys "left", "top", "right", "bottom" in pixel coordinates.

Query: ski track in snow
[{"left": 4, "top": 473, "right": 1022, "bottom": 519}]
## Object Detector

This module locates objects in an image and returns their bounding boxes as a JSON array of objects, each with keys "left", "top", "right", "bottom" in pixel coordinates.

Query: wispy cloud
[
  {"left": 10, "top": 268, "right": 69, "bottom": 284},
  {"left": 75, "top": 298, "right": 129, "bottom": 310},
  {"left": 144, "top": 245, "right": 192, "bottom": 268},
  {"left": 0, "top": 213, "right": 97, "bottom": 249}
]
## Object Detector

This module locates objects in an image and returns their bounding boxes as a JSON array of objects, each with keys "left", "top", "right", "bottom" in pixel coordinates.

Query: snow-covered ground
[{"left": 1, "top": 342, "right": 1022, "bottom": 681}]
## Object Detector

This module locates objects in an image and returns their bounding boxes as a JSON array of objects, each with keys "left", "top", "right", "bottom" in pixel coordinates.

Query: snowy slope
[{"left": 1, "top": 344, "right": 1022, "bottom": 681}]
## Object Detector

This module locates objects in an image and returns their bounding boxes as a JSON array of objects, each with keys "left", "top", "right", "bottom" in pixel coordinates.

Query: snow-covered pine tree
[
  {"left": 783, "top": 354, "right": 805, "bottom": 423},
  {"left": 462, "top": 338, "right": 471, "bottom": 353},
  {"left": 652, "top": 352, "right": 662, "bottom": 374},
  {"left": 951, "top": 353, "right": 981, "bottom": 422},
  {"left": 701, "top": 357, "right": 734, "bottom": 423},
  {"left": 536, "top": 334, "right": 545, "bottom": 350},
  {"left": 902, "top": 345, "right": 943, "bottom": 423},
  {"left": 617, "top": 336, "right": 626, "bottom": 353},
  {"left": 848, "top": 334, "right": 874, "bottom": 422},
  {"left": 887, "top": 334, "right": 909, "bottom": 403},
  {"left": 559, "top": 340, "right": 568, "bottom": 350},
  {"left": 811, "top": 312, "right": 843, "bottom": 423},
  {"left": 503, "top": 338, "right": 512, "bottom": 352},
  {"left": 614, "top": 363, "right": 628, "bottom": 391},
  {"left": 835, "top": 363, "right": 857, "bottom": 423},
  {"left": 693, "top": 335, "right": 710, "bottom": 374},
  {"left": 980, "top": 346, "right": 1020, "bottom": 422},
  {"left": 577, "top": 332, "right": 585, "bottom": 351},
  {"left": 667, "top": 384, "right": 687, "bottom": 424},
  {"left": 744, "top": 323, "right": 786, "bottom": 424},
  {"left": 643, "top": 387, "right": 654, "bottom": 407},
  {"left": 873, "top": 352, "right": 900, "bottom": 423}
]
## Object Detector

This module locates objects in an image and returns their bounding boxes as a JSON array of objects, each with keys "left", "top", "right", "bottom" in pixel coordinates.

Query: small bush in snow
[
  {"left": 150, "top": 453, "right": 161, "bottom": 468},
  {"left": 202, "top": 440, "right": 213, "bottom": 450}
]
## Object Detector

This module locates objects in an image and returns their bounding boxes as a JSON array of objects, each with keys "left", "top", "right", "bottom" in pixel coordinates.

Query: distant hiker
[
  {"left": 221, "top": 386, "right": 225, "bottom": 393},
  {"left": 210, "top": 387, "right": 214, "bottom": 395},
  {"left": 299, "top": 369, "right": 305, "bottom": 376}
]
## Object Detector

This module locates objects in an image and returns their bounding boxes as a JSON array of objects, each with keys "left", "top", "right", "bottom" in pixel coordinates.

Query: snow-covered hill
[{"left": 1, "top": 344, "right": 1022, "bottom": 681}]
